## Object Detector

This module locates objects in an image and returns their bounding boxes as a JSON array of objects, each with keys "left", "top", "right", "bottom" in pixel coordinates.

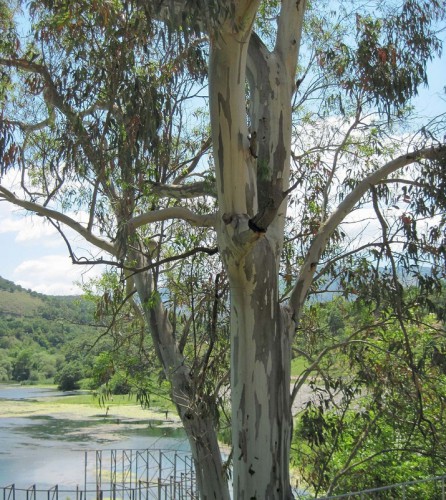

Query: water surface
[{"left": 0, "top": 385, "right": 188, "bottom": 489}]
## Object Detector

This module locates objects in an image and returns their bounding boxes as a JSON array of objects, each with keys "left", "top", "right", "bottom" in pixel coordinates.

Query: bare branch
[
  {"left": 322, "top": 107, "right": 363, "bottom": 217},
  {"left": 129, "top": 206, "right": 217, "bottom": 229},
  {"left": 288, "top": 145, "right": 446, "bottom": 322},
  {"left": 173, "top": 137, "right": 212, "bottom": 183},
  {"left": 128, "top": 245, "right": 219, "bottom": 276},
  {"left": 0, "top": 185, "right": 116, "bottom": 255}
]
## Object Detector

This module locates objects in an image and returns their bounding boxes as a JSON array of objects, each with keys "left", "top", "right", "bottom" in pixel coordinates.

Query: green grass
[
  {"left": 291, "top": 356, "right": 309, "bottom": 378},
  {"left": 0, "top": 289, "right": 45, "bottom": 316},
  {"left": 50, "top": 391, "right": 175, "bottom": 412}
]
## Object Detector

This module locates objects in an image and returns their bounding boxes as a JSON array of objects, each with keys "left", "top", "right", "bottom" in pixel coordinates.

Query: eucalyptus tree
[{"left": 1, "top": 0, "right": 446, "bottom": 498}]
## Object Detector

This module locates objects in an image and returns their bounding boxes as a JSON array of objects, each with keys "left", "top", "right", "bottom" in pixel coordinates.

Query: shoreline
[
  {"left": 0, "top": 398, "right": 180, "bottom": 423},
  {"left": 0, "top": 384, "right": 181, "bottom": 426}
]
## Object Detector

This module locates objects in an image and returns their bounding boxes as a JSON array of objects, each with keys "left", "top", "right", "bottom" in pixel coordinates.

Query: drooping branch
[
  {"left": 291, "top": 321, "right": 394, "bottom": 407},
  {"left": 0, "top": 56, "right": 116, "bottom": 201},
  {"left": 0, "top": 185, "right": 116, "bottom": 255},
  {"left": 129, "top": 206, "right": 217, "bottom": 229},
  {"left": 288, "top": 145, "right": 446, "bottom": 322},
  {"left": 0, "top": 58, "right": 67, "bottom": 121}
]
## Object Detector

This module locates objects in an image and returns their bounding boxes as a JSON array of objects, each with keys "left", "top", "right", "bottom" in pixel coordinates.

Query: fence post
[
  {"left": 26, "top": 484, "right": 36, "bottom": 500},
  {"left": 173, "top": 452, "right": 177, "bottom": 498},
  {"left": 84, "top": 451, "right": 87, "bottom": 496},
  {"left": 96, "top": 450, "right": 101, "bottom": 494},
  {"left": 4, "top": 484, "right": 15, "bottom": 500},
  {"left": 47, "top": 484, "right": 58, "bottom": 500}
]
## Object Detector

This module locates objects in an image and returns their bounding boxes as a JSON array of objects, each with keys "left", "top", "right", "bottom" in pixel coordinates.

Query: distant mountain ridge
[{"left": 0, "top": 276, "right": 90, "bottom": 320}]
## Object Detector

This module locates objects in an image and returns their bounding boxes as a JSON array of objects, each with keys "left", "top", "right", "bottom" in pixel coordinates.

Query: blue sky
[{"left": 0, "top": 49, "right": 445, "bottom": 295}]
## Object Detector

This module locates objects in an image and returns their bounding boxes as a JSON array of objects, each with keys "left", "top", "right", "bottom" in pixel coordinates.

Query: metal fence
[
  {"left": 311, "top": 474, "right": 446, "bottom": 499},
  {"left": 92, "top": 448, "right": 196, "bottom": 498},
  {"left": 1, "top": 448, "right": 197, "bottom": 500},
  {"left": 3, "top": 448, "right": 445, "bottom": 500},
  {"left": 2, "top": 481, "right": 196, "bottom": 500}
]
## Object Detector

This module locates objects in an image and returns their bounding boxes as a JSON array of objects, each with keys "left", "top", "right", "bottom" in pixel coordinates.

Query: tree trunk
[
  {"left": 182, "top": 403, "right": 230, "bottom": 499},
  {"left": 208, "top": 13, "right": 295, "bottom": 496},
  {"left": 207, "top": 4, "right": 301, "bottom": 496},
  {"left": 228, "top": 238, "right": 294, "bottom": 499}
]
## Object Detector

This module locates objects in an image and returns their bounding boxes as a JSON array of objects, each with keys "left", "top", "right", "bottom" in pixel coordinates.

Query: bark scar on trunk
[{"left": 248, "top": 218, "right": 267, "bottom": 233}]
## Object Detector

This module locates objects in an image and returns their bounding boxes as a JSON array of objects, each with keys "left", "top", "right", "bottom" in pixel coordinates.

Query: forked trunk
[{"left": 206, "top": 3, "right": 302, "bottom": 496}]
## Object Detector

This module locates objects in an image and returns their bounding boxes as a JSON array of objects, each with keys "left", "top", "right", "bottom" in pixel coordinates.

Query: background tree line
[{"left": 0, "top": 275, "right": 161, "bottom": 396}]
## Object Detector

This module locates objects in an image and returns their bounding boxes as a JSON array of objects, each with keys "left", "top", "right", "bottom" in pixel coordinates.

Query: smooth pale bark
[
  {"left": 229, "top": 237, "right": 294, "bottom": 499},
  {"left": 209, "top": 2, "right": 304, "bottom": 497}
]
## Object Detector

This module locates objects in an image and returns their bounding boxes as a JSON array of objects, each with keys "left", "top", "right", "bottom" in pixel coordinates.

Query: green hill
[
  {"left": 0, "top": 275, "right": 95, "bottom": 323},
  {"left": 0, "top": 276, "right": 99, "bottom": 383},
  {"left": 0, "top": 276, "right": 46, "bottom": 316}
]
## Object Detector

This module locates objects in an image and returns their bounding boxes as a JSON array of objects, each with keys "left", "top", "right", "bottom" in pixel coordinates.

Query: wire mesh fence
[
  {"left": 310, "top": 474, "right": 446, "bottom": 499},
  {"left": 3, "top": 447, "right": 445, "bottom": 500},
  {"left": 1, "top": 448, "right": 198, "bottom": 500}
]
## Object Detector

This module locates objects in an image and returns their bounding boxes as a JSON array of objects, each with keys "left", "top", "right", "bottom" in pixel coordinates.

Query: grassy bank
[{"left": 0, "top": 386, "right": 179, "bottom": 423}]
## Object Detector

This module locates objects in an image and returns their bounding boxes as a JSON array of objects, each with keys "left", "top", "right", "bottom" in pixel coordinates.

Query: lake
[{"left": 0, "top": 385, "right": 188, "bottom": 489}]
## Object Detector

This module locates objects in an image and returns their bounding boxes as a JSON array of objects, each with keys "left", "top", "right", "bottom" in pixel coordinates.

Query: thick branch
[
  {"left": 288, "top": 145, "right": 446, "bottom": 322},
  {"left": 0, "top": 185, "right": 116, "bottom": 255},
  {"left": 275, "top": 0, "right": 307, "bottom": 80},
  {"left": 0, "top": 57, "right": 44, "bottom": 74},
  {"left": 149, "top": 180, "right": 216, "bottom": 199},
  {"left": 129, "top": 206, "right": 217, "bottom": 229},
  {"left": 5, "top": 116, "right": 53, "bottom": 133}
]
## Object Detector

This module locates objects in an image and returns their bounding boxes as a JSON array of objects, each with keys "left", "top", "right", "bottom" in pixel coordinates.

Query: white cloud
[
  {"left": 13, "top": 255, "right": 105, "bottom": 295},
  {"left": 0, "top": 202, "right": 95, "bottom": 248},
  {"left": 0, "top": 203, "right": 60, "bottom": 246},
  {"left": 0, "top": 199, "right": 109, "bottom": 295}
]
